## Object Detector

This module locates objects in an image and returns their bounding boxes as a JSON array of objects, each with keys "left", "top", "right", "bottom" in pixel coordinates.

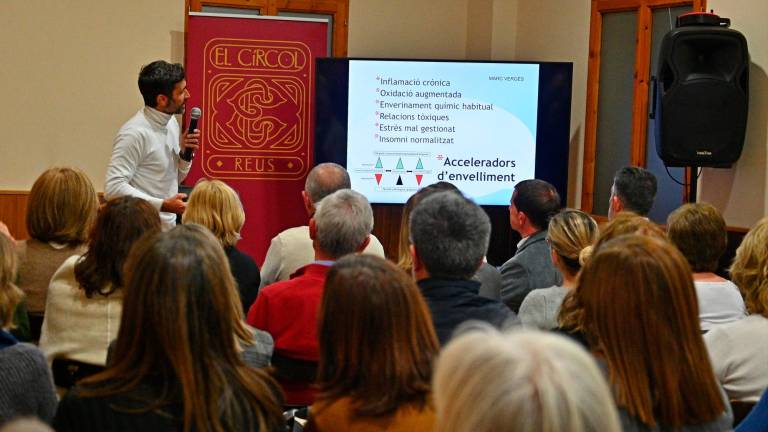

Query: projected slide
[{"left": 346, "top": 60, "right": 540, "bottom": 205}]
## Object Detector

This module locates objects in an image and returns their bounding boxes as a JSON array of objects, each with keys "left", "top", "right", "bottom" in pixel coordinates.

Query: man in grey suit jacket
[{"left": 500, "top": 179, "right": 563, "bottom": 313}]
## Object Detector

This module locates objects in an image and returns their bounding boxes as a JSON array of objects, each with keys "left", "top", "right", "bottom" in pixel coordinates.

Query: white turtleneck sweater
[{"left": 105, "top": 106, "right": 191, "bottom": 229}]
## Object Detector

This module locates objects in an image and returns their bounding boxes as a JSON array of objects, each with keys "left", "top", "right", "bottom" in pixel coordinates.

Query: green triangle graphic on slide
[
  {"left": 416, "top": 158, "right": 423, "bottom": 170},
  {"left": 375, "top": 157, "right": 383, "bottom": 169},
  {"left": 396, "top": 158, "right": 404, "bottom": 170}
]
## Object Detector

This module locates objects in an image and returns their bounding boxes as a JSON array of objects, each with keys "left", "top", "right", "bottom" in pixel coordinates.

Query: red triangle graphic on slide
[
  {"left": 375, "top": 173, "right": 383, "bottom": 184},
  {"left": 416, "top": 174, "right": 423, "bottom": 185}
]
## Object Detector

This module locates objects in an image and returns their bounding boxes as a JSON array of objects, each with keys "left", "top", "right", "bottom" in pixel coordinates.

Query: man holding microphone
[{"left": 105, "top": 60, "right": 200, "bottom": 230}]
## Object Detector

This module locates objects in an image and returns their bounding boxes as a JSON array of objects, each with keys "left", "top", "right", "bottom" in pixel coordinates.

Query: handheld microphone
[{"left": 181, "top": 107, "right": 202, "bottom": 162}]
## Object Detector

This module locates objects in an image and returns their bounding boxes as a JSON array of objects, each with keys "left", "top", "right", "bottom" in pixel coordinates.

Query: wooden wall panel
[
  {"left": 371, "top": 204, "right": 403, "bottom": 262},
  {"left": 0, "top": 191, "right": 29, "bottom": 240},
  {"left": 371, "top": 203, "right": 518, "bottom": 266},
  {"left": 2, "top": 189, "right": 746, "bottom": 277},
  {"left": 581, "top": 1, "right": 604, "bottom": 213}
]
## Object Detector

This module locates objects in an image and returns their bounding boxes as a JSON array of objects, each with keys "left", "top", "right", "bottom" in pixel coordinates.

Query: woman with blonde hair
[
  {"left": 183, "top": 179, "right": 259, "bottom": 313},
  {"left": 16, "top": 167, "right": 98, "bottom": 339},
  {"left": 0, "top": 234, "right": 57, "bottom": 425},
  {"left": 307, "top": 254, "right": 439, "bottom": 431},
  {"left": 578, "top": 235, "right": 731, "bottom": 430},
  {"left": 557, "top": 212, "right": 665, "bottom": 338},
  {"left": 519, "top": 209, "right": 597, "bottom": 329},
  {"left": 705, "top": 216, "right": 768, "bottom": 402},
  {"left": 433, "top": 327, "right": 621, "bottom": 432},
  {"left": 53, "top": 225, "right": 284, "bottom": 431}
]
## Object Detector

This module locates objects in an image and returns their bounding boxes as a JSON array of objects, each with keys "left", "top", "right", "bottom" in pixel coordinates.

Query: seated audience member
[
  {"left": 667, "top": 203, "right": 746, "bottom": 331},
  {"left": 0, "top": 226, "right": 28, "bottom": 342},
  {"left": 705, "top": 216, "right": 768, "bottom": 402},
  {"left": 39, "top": 197, "right": 161, "bottom": 386},
  {"left": 16, "top": 167, "right": 98, "bottom": 340},
  {"left": 557, "top": 213, "right": 665, "bottom": 344},
  {"left": 500, "top": 179, "right": 563, "bottom": 313},
  {"left": 578, "top": 235, "right": 731, "bottom": 430},
  {"left": 433, "top": 327, "right": 620, "bottom": 432},
  {"left": 53, "top": 225, "right": 284, "bottom": 432},
  {"left": 307, "top": 255, "right": 438, "bottom": 431},
  {"left": 0, "top": 234, "right": 57, "bottom": 426},
  {"left": 398, "top": 182, "right": 501, "bottom": 300},
  {"left": 260, "top": 163, "right": 384, "bottom": 288},
  {"left": 183, "top": 179, "right": 259, "bottom": 313},
  {"left": 248, "top": 189, "right": 374, "bottom": 405},
  {"left": 519, "top": 209, "right": 597, "bottom": 330},
  {"left": 607, "top": 166, "right": 658, "bottom": 220},
  {"left": 410, "top": 191, "right": 513, "bottom": 344}
]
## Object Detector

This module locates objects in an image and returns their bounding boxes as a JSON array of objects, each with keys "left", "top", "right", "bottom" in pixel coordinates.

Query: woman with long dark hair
[
  {"left": 307, "top": 254, "right": 439, "bottom": 431},
  {"left": 39, "top": 196, "right": 160, "bottom": 380},
  {"left": 53, "top": 225, "right": 284, "bottom": 431},
  {"left": 577, "top": 235, "right": 731, "bottom": 430}
]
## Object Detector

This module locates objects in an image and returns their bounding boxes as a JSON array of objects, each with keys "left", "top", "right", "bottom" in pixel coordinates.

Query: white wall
[
  {"left": 0, "top": 0, "right": 185, "bottom": 191},
  {"left": 504, "top": 0, "right": 591, "bottom": 207},
  {"left": 698, "top": 0, "right": 768, "bottom": 228},
  {"left": 0, "top": 0, "right": 472, "bottom": 192},
  {"left": 491, "top": 0, "right": 519, "bottom": 61},
  {"left": 348, "top": 0, "right": 469, "bottom": 59}
]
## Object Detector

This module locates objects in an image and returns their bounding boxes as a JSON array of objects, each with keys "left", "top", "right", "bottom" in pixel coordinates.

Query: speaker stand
[{"left": 687, "top": 165, "right": 698, "bottom": 203}]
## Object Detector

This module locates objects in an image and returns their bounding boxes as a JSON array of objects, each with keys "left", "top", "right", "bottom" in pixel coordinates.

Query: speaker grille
[{"left": 655, "top": 27, "right": 749, "bottom": 167}]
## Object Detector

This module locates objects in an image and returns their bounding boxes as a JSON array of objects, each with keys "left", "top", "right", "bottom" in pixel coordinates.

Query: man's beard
[
  {"left": 162, "top": 102, "right": 185, "bottom": 115},
  {"left": 169, "top": 104, "right": 185, "bottom": 115}
]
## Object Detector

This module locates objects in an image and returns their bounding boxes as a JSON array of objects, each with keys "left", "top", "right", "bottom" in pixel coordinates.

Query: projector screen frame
[{"left": 314, "top": 57, "right": 573, "bottom": 206}]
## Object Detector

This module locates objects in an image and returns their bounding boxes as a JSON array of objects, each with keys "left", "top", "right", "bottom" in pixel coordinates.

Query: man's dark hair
[
  {"left": 613, "top": 167, "right": 657, "bottom": 216},
  {"left": 138, "top": 61, "right": 185, "bottom": 107},
  {"left": 512, "top": 179, "right": 561, "bottom": 230},
  {"left": 409, "top": 191, "right": 490, "bottom": 279}
]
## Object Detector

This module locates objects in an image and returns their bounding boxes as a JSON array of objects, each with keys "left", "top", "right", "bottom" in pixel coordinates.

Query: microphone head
[{"left": 190, "top": 107, "right": 202, "bottom": 119}]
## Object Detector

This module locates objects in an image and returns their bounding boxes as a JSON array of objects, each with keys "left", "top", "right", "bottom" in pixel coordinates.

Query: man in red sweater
[{"left": 247, "top": 189, "right": 373, "bottom": 405}]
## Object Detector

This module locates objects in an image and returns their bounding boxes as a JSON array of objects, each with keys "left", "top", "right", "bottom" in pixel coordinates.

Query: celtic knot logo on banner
[{"left": 201, "top": 39, "right": 313, "bottom": 180}]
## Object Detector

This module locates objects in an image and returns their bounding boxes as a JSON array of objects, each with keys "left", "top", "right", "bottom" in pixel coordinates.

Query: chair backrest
[
  {"left": 51, "top": 358, "right": 104, "bottom": 389},
  {"left": 730, "top": 400, "right": 756, "bottom": 427},
  {"left": 271, "top": 352, "right": 318, "bottom": 406}
]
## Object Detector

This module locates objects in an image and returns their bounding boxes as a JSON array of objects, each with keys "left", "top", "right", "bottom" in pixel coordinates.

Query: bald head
[{"left": 305, "top": 163, "right": 351, "bottom": 204}]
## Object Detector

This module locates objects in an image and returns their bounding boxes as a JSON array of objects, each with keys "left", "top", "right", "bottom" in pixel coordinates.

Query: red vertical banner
[{"left": 185, "top": 14, "right": 328, "bottom": 263}]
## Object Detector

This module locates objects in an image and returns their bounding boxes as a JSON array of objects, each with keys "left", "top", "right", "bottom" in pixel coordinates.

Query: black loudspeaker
[{"left": 652, "top": 12, "right": 749, "bottom": 167}]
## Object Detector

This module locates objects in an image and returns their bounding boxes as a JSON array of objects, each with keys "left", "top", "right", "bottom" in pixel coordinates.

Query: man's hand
[
  {"left": 180, "top": 129, "right": 200, "bottom": 159},
  {"left": 161, "top": 193, "right": 188, "bottom": 214}
]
